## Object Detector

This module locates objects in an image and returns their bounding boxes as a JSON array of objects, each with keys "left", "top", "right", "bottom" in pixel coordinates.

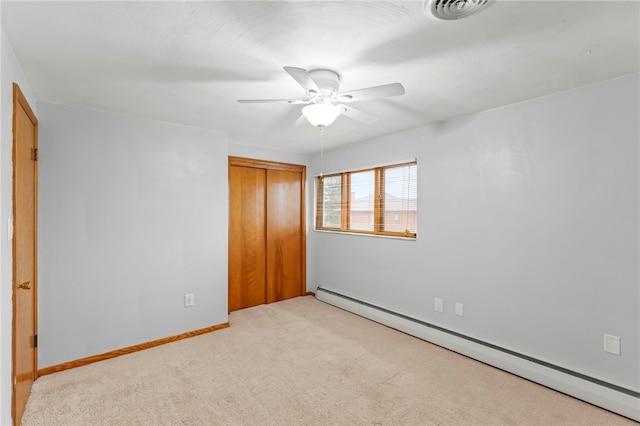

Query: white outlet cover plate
[
  {"left": 434, "top": 298, "right": 443, "bottom": 313},
  {"left": 185, "top": 293, "right": 195, "bottom": 307},
  {"left": 455, "top": 302, "right": 464, "bottom": 316},
  {"left": 604, "top": 334, "right": 621, "bottom": 355}
]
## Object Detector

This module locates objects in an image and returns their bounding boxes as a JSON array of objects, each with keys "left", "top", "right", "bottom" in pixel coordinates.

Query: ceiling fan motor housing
[
  {"left": 308, "top": 69, "right": 341, "bottom": 98},
  {"left": 237, "top": 66, "right": 405, "bottom": 127}
]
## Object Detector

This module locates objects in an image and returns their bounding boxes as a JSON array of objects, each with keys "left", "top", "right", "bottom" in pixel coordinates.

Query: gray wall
[
  {"left": 37, "top": 103, "right": 229, "bottom": 368},
  {"left": 308, "top": 74, "right": 639, "bottom": 391},
  {"left": 1, "top": 30, "right": 38, "bottom": 426}
]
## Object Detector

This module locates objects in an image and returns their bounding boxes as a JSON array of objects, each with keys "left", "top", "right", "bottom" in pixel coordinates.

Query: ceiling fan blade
[
  {"left": 284, "top": 66, "right": 320, "bottom": 95},
  {"left": 338, "top": 83, "right": 405, "bottom": 103},
  {"left": 237, "top": 98, "right": 309, "bottom": 105},
  {"left": 340, "top": 105, "right": 378, "bottom": 124}
]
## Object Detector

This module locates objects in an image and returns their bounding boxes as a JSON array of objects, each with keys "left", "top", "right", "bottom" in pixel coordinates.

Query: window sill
[{"left": 313, "top": 229, "right": 417, "bottom": 241}]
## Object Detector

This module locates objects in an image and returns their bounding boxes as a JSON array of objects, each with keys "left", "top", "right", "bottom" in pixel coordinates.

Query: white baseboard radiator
[{"left": 315, "top": 286, "right": 640, "bottom": 422}]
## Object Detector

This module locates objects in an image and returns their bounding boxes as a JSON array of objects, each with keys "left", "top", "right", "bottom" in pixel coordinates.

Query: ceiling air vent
[{"left": 424, "top": 0, "right": 494, "bottom": 20}]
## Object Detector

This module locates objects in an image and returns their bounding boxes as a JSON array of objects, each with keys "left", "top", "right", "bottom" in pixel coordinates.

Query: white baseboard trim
[{"left": 315, "top": 286, "right": 640, "bottom": 422}]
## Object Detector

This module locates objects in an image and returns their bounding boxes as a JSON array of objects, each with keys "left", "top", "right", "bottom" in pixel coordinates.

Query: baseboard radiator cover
[{"left": 315, "top": 286, "right": 640, "bottom": 422}]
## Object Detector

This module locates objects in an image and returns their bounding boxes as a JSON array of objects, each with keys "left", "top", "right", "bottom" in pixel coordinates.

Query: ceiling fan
[{"left": 238, "top": 66, "right": 405, "bottom": 128}]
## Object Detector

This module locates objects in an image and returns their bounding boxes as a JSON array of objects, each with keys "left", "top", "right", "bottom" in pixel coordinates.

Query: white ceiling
[{"left": 2, "top": 1, "right": 639, "bottom": 154}]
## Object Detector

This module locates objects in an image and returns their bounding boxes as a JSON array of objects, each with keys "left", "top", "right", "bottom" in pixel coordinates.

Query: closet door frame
[{"left": 228, "top": 156, "right": 307, "bottom": 308}]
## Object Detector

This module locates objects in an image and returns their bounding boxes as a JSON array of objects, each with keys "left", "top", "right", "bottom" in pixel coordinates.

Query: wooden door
[
  {"left": 12, "top": 84, "right": 38, "bottom": 426},
  {"left": 266, "top": 169, "right": 302, "bottom": 304},
  {"left": 228, "top": 165, "right": 267, "bottom": 311},
  {"left": 228, "top": 157, "right": 305, "bottom": 312}
]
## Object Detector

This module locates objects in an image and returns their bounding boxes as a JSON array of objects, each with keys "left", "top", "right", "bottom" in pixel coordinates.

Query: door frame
[
  {"left": 228, "top": 156, "right": 307, "bottom": 308},
  {"left": 12, "top": 83, "right": 39, "bottom": 425}
]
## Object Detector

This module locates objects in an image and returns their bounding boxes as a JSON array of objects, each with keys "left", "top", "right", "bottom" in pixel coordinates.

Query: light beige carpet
[{"left": 22, "top": 296, "right": 635, "bottom": 425}]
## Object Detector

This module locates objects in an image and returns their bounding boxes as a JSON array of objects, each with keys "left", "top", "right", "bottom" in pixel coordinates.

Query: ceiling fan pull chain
[{"left": 320, "top": 128, "right": 325, "bottom": 177}]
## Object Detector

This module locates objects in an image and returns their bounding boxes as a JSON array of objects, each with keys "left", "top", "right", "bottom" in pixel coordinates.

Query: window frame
[{"left": 315, "top": 161, "right": 417, "bottom": 239}]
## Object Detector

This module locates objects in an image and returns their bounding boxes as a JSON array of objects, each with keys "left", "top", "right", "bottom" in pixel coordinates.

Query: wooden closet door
[
  {"left": 228, "top": 165, "right": 266, "bottom": 311},
  {"left": 266, "top": 169, "right": 302, "bottom": 304}
]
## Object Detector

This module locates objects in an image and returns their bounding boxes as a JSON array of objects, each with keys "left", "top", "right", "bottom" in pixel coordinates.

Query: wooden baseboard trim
[
  {"left": 38, "top": 322, "right": 230, "bottom": 376},
  {"left": 306, "top": 291, "right": 316, "bottom": 296}
]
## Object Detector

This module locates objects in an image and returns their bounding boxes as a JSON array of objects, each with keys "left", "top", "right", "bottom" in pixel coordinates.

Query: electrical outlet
[
  {"left": 455, "top": 302, "right": 464, "bottom": 317},
  {"left": 604, "top": 334, "right": 620, "bottom": 355},
  {"left": 434, "top": 298, "right": 443, "bottom": 313},
  {"left": 184, "top": 293, "right": 195, "bottom": 307}
]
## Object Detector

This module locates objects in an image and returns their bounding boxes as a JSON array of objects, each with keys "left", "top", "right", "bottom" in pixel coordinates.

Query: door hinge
[
  {"left": 32, "top": 148, "right": 38, "bottom": 161},
  {"left": 33, "top": 334, "right": 38, "bottom": 348}
]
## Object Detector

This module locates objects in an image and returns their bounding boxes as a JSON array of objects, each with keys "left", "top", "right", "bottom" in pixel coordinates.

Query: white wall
[
  {"left": 37, "top": 103, "right": 229, "bottom": 368},
  {"left": 229, "top": 141, "right": 310, "bottom": 167},
  {"left": 1, "top": 30, "right": 38, "bottom": 426},
  {"left": 308, "top": 74, "right": 639, "bottom": 391}
]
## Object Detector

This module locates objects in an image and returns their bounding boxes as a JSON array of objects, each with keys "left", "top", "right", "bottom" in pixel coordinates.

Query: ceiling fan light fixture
[{"left": 302, "top": 103, "right": 342, "bottom": 127}]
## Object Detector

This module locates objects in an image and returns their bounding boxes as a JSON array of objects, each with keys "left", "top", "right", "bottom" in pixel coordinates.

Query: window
[
  {"left": 315, "top": 161, "right": 417, "bottom": 238},
  {"left": 319, "top": 174, "right": 342, "bottom": 228}
]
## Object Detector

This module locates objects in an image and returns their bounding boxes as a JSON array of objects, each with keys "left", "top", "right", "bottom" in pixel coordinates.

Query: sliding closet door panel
[
  {"left": 228, "top": 165, "right": 267, "bottom": 311},
  {"left": 266, "top": 169, "right": 302, "bottom": 304}
]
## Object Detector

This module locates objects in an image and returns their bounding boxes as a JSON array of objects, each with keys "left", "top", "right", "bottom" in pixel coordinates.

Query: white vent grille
[{"left": 425, "top": 0, "right": 494, "bottom": 20}]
